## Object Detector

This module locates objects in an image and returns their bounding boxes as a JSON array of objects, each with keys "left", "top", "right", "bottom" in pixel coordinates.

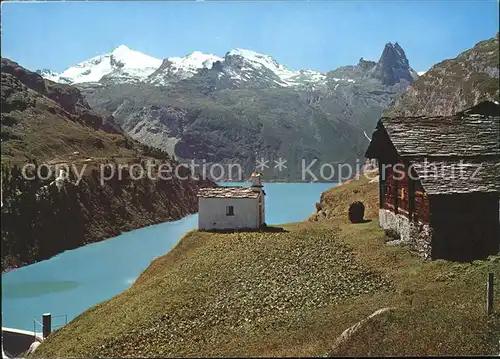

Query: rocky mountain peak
[
  {"left": 3, "top": 58, "right": 47, "bottom": 93},
  {"left": 373, "top": 42, "right": 416, "bottom": 85},
  {"left": 111, "top": 44, "right": 132, "bottom": 54},
  {"left": 223, "top": 48, "right": 279, "bottom": 71},
  {"left": 387, "top": 34, "right": 499, "bottom": 117}
]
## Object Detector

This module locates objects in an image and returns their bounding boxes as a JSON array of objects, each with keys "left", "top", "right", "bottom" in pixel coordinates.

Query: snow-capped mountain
[
  {"left": 146, "top": 48, "right": 332, "bottom": 89},
  {"left": 148, "top": 51, "right": 222, "bottom": 86},
  {"left": 42, "top": 45, "right": 163, "bottom": 84},
  {"left": 38, "top": 46, "right": 335, "bottom": 89},
  {"left": 218, "top": 48, "right": 329, "bottom": 89}
]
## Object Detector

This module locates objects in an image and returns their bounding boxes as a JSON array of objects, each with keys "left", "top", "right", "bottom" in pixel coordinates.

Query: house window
[{"left": 226, "top": 205, "right": 234, "bottom": 216}]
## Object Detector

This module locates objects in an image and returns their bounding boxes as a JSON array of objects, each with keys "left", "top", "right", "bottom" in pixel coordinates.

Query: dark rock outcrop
[{"left": 373, "top": 42, "right": 417, "bottom": 86}]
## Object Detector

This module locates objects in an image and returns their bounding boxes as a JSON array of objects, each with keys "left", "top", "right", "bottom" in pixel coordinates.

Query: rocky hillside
[
  {"left": 67, "top": 42, "right": 418, "bottom": 180},
  {"left": 387, "top": 33, "right": 499, "bottom": 116},
  {"left": 1, "top": 58, "right": 214, "bottom": 272}
]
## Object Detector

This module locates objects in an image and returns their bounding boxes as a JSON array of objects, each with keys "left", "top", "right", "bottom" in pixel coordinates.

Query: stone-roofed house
[
  {"left": 197, "top": 172, "right": 266, "bottom": 230},
  {"left": 365, "top": 101, "right": 500, "bottom": 261}
]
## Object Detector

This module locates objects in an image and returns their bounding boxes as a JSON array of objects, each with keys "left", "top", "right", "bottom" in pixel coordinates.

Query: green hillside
[{"left": 33, "top": 176, "right": 500, "bottom": 357}]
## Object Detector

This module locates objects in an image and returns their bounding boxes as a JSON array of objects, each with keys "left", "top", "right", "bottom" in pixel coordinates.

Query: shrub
[{"left": 348, "top": 201, "right": 365, "bottom": 223}]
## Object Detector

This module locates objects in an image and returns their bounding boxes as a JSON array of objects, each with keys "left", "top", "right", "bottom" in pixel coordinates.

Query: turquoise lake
[{"left": 1, "top": 182, "right": 335, "bottom": 331}]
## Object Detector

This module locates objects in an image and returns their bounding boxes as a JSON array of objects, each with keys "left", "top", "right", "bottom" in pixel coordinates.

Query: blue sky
[{"left": 1, "top": 0, "right": 498, "bottom": 73}]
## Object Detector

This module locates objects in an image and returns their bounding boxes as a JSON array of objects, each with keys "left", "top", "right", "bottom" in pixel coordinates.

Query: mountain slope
[
  {"left": 1, "top": 58, "right": 127, "bottom": 161},
  {"left": 1, "top": 58, "right": 213, "bottom": 271},
  {"left": 386, "top": 34, "right": 499, "bottom": 116},
  {"left": 75, "top": 42, "right": 417, "bottom": 180},
  {"left": 79, "top": 82, "right": 373, "bottom": 181}
]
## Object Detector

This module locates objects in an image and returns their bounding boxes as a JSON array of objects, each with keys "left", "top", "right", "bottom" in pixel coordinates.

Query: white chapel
[{"left": 198, "top": 172, "right": 266, "bottom": 230}]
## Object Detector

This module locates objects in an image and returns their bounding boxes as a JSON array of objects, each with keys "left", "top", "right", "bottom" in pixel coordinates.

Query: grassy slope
[
  {"left": 1, "top": 102, "right": 133, "bottom": 165},
  {"left": 34, "top": 176, "right": 500, "bottom": 357}
]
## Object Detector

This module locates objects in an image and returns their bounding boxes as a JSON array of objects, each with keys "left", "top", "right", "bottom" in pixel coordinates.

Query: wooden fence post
[
  {"left": 42, "top": 313, "right": 52, "bottom": 339},
  {"left": 487, "top": 273, "right": 494, "bottom": 315}
]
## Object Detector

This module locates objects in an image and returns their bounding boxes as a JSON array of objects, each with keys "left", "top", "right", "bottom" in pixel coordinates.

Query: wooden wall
[
  {"left": 380, "top": 159, "right": 430, "bottom": 224},
  {"left": 413, "top": 181, "right": 430, "bottom": 223},
  {"left": 396, "top": 160, "right": 410, "bottom": 215},
  {"left": 381, "top": 165, "right": 396, "bottom": 211}
]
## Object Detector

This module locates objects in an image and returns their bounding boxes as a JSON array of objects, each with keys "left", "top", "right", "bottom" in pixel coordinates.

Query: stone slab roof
[
  {"left": 366, "top": 102, "right": 500, "bottom": 194},
  {"left": 197, "top": 186, "right": 261, "bottom": 199},
  {"left": 411, "top": 159, "right": 500, "bottom": 195},
  {"left": 381, "top": 114, "right": 500, "bottom": 157}
]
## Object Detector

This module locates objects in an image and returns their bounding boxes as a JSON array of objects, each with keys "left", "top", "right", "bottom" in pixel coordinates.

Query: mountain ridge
[{"left": 37, "top": 43, "right": 419, "bottom": 90}]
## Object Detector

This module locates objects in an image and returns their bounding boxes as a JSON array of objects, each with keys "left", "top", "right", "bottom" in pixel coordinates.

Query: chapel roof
[{"left": 197, "top": 186, "right": 261, "bottom": 199}]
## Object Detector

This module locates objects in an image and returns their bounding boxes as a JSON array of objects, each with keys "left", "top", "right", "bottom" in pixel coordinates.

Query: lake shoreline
[
  {"left": 1, "top": 211, "right": 196, "bottom": 274},
  {"left": 2, "top": 183, "right": 335, "bottom": 331}
]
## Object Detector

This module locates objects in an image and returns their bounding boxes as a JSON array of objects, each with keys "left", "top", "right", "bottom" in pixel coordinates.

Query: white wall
[{"left": 198, "top": 197, "right": 261, "bottom": 230}]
